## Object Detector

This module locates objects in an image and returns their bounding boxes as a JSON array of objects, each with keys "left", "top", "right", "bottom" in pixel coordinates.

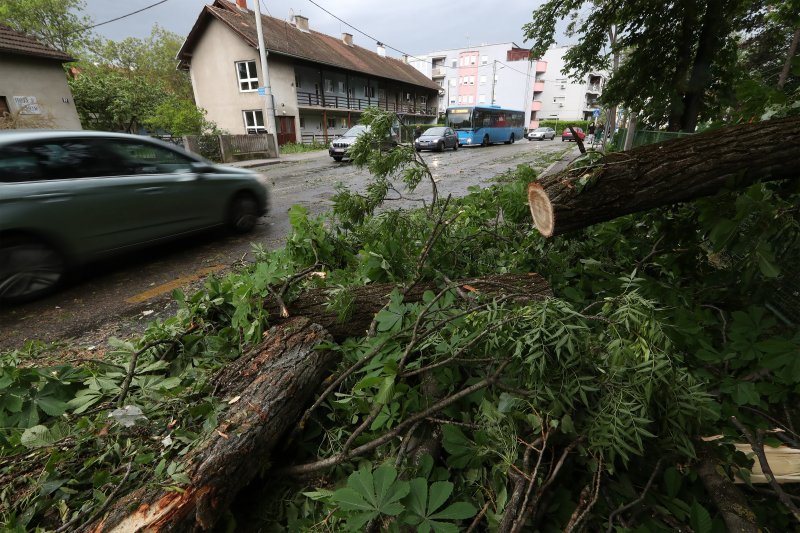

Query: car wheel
[
  {"left": 435, "top": 141, "right": 443, "bottom": 152},
  {"left": 228, "top": 193, "right": 260, "bottom": 233},
  {"left": 0, "top": 236, "right": 65, "bottom": 303},
  {"left": 510, "top": 134, "right": 515, "bottom": 144},
  {"left": 482, "top": 135, "right": 490, "bottom": 147},
  {"left": 453, "top": 142, "right": 458, "bottom": 151}
]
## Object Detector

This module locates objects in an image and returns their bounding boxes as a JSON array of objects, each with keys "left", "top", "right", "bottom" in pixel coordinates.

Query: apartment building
[
  {"left": 410, "top": 44, "right": 605, "bottom": 128},
  {"left": 178, "top": 0, "right": 440, "bottom": 144}
]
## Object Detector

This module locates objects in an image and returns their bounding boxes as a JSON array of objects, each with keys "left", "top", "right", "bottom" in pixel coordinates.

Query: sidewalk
[
  {"left": 224, "top": 149, "right": 328, "bottom": 168},
  {"left": 540, "top": 144, "right": 582, "bottom": 178}
]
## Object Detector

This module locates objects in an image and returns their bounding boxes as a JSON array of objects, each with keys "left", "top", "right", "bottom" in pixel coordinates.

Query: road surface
[{"left": 0, "top": 140, "right": 574, "bottom": 351}]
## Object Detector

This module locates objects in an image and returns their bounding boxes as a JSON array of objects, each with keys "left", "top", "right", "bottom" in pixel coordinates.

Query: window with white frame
[
  {"left": 236, "top": 60, "right": 258, "bottom": 91},
  {"left": 324, "top": 79, "right": 334, "bottom": 92},
  {"left": 451, "top": 59, "right": 457, "bottom": 68},
  {"left": 243, "top": 110, "right": 266, "bottom": 133},
  {"left": 338, "top": 81, "right": 345, "bottom": 93},
  {"left": 469, "top": 76, "right": 474, "bottom": 85},
  {"left": 470, "top": 55, "right": 476, "bottom": 65},
  {"left": 467, "top": 95, "right": 474, "bottom": 103},
  {"left": 365, "top": 86, "right": 375, "bottom": 98},
  {"left": 480, "top": 75, "right": 486, "bottom": 85},
  {"left": 481, "top": 55, "right": 488, "bottom": 65},
  {"left": 420, "top": 95, "right": 427, "bottom": 104},
  {"left": 478, "top": 94, "right": 486, "bottom": 103},
  {"left": 299, "top": 117, "right": 305, "bottom": 128}
]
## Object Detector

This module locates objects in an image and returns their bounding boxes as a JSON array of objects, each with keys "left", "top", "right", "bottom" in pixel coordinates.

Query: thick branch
[{"left": 528, "top": 115, "right": 800, "bottom": 237}]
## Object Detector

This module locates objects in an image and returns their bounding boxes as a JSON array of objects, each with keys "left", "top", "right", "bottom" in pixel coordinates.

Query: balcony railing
[
  {"left": 531, "top": 100, "right": 542, "bottom": 111},
  {"left": 431, "top": 67, "right": 446, "bottom": 77},
  {"left": 297, "top": 91, "right": 435, "bottom": 115},
  {"left": 586, "top": 84, "right": 601, "bottom": 94},
  {"left": 533, "top": 81, "right": 545, "bottom": 92},
  {"left": 535, "top": 61, "right": 547, "bottom": 73}
]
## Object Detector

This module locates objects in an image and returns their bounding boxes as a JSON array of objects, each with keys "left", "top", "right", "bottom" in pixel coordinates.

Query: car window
[
  {"left": 0, "top": 144, "right": 41, "bottom": 182},
  {"left": 106, "top": 140, "right": 194, "bottom": 174},
  {"left": 424, "top": 127, "right": 446, "bottom": 136}
]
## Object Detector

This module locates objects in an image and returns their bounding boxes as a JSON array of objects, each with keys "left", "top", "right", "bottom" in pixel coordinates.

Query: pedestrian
[
  {"left": 595, "top": 124, "right": 604, "bottom": 144},
  {"left": 587, "top": 123, "right": 596, "bottom": 144}
]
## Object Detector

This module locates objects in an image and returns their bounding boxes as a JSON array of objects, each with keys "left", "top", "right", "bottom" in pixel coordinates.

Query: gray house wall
[{"left": 0, "top": 55, "right": 81, "bottom": 129}]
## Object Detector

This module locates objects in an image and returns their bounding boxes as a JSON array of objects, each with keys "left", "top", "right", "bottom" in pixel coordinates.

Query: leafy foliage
[
  {"left": 0, "top": 0, "right": 95, "bottom": 56},
  {"left": 1, "top": 108, "right": 798, "bottom": 531}
]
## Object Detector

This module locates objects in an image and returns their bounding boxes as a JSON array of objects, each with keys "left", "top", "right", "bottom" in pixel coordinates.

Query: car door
[
  {"left": 445, "top": 128, "right": 456, "bottom": 148},
  {"left": 0, "top": 138, "right": 163, "bottom": 258},
  {"left": 104, "top": 138, "right": 219, "bottom": 240}
]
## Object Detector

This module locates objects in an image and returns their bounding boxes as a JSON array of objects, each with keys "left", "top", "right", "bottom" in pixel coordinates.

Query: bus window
[{"left": 447, "top": 108, "right": 472, "bottom": 130}]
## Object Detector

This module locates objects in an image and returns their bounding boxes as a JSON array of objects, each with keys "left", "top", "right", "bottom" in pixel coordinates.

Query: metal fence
[{"left": 613, "top": 128, "right": 693, "bottom": 149}]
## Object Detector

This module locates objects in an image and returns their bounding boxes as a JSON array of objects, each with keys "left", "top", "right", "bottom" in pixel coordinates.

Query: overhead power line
[
  {"left": 68, "top": 0, "right": 170, "bottom": 36},
  {"left": 304, "top": 0, "right": 538, "bottom": 80}
]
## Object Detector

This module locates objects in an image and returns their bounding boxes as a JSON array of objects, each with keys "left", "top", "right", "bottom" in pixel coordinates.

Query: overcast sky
[{"left": 81, "top": 0, "right": 570, "bottom": 57}]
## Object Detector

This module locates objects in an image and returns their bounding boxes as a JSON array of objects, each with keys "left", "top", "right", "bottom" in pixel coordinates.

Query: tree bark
[
  {"left": 86, "top": 274, "right": 551, "bottom": 531},
  {"left": 86, "top": 318, "right": 335, "bottom": 533},
  {"left": 263, "top": 273, "right": 553, "bottom": 342},
  {"left": 695, "top": 442, "right": 759, "bottom": 532},
  {"left": 778, "top": 27, "right": 800, "bottom": 90},
  {"left": 528, "top": 115, "right": 800, "bottom": 237}
]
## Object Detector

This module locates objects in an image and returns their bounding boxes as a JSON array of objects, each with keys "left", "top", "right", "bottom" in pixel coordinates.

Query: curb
[{"left": 540, "top": 145, "right": 581, "bottom": 178}]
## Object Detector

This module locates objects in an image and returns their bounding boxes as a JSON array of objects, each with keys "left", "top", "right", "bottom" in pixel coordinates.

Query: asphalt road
[{"left": 0, "top": 139, "right": 575, "bottom": 351}]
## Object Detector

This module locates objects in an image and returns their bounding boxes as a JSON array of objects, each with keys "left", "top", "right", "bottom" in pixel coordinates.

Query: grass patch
[{"left": 279, "top": 142, "right": 327, "bottom": 154}]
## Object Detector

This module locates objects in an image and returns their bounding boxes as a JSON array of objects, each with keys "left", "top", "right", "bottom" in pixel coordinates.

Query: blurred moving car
[
  {"left": 328, "top": 125, "right": 398, "bottom": 162},
  {"left": 527, "top": 127, "right": 556, "bottom": 141},
  {"left": 0, "top": 131, "right": 269, "bottom": 302},
  {"left": 562, "top": 127, "right": 586, "bottom": 142},
  {"left": 414, "top": 127, "right": 458, "bottom": 152}
]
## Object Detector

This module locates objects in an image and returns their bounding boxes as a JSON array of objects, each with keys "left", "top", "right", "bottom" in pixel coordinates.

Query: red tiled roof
[
  {"left": 0, "top": 24, "right": 74, "bottom": 62},
  {"left": 177, "top": 1, "right": 439, "bottom": 91}
]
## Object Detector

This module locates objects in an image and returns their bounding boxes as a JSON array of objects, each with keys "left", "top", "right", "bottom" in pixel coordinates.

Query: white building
[{"left": 409, "top": 44, "right": 605, "bottom": 128}]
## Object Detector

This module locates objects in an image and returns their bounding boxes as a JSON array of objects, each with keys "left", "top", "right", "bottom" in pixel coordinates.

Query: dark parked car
[
  {"left": 0, "top": 131, "right": 269, "bottom": 302},
  {"left": 414, "top": 127, "right": 458, "bottom": 152},
  {"left": 527, "top": 127, "right": 556, "bottom": 141},
  {"left": 561, "top": 127, "right": 586, "bottom": 142},
  {"left": 328, "top": 125, "right": 398, "bottom": 162}
]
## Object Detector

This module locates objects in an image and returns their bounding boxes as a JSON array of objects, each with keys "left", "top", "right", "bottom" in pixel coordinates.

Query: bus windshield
[{"left": 446, "top": 108, "right": 472, "bottom": 130}]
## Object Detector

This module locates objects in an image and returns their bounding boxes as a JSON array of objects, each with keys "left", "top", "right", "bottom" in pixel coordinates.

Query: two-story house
[
  {"left": 177, "top": 0, "right": 440, "bottom": 145},
  {"left": 0, "top": 24, "right": 81, "bottom": 130}
]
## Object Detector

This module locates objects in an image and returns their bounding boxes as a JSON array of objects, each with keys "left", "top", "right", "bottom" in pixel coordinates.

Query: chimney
[
  {"left": 294, "top": 15, "right": 309, "bottom": 32},
  {"left": 342, "top": 33, "right": 353, "bottom": 46},
  {"left": 235, "top": 0, "right": 247, "bottom": 11},
  {"left": 376, "top": 42, "right": 386, "bottom": 57}
]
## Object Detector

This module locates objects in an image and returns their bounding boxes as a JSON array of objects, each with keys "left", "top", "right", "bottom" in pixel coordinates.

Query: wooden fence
[{"left": 183, "top": 134, "right": 277, "bottom": 163}]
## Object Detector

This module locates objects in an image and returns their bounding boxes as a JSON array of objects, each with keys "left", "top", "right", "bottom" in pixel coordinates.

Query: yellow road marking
[{"left": 125, "top": 265, "right": 226, "bottom": 304}]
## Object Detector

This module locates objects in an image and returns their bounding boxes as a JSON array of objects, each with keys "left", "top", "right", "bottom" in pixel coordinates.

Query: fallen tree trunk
[
  {"left": 87, "top": 274, "right": 551, "bottom": 531},
  {"left": 264, "top": 273, "right": 553, "bottom": 342},
  {"left": 87, "top": 318, "right": 335, "bottom": 532},
  {"left": 528, "top": 115, "right": 800, "bottom": 237}
]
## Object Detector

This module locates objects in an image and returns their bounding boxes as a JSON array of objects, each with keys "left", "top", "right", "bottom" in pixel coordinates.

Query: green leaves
[
  {"left": 403, "top": 479, "right": 477, "bottom": 533},
  {"left": 322, "top": 465, "right": 475, "bottom": 532},
  {"left": 331, "top": 465, "right": 409, "bottom": 530}
]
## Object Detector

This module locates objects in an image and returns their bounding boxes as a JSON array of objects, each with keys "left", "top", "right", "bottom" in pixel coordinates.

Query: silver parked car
[
  {"left": 527, "top": 127, "right": 556, "bottom": 141},
  {"left": 415, "top": 127, "right": 458, "bottom": 152},
  {"left": 0, "top": 131, "right": 269, "bottom": 302}
]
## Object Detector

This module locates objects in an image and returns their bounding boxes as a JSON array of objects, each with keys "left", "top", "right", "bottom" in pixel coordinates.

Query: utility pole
[
  {"left": 253, "top": 0, "right": 280, "bottom": 156},
  {"left": 491, "top": 60, "right": 497, "bottom": 104}
]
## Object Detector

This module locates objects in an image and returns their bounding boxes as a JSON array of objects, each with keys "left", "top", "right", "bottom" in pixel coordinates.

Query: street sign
[
  {"left": 257, "top": 87, "right": 266, "bottom": 96},
  {"left": 592, "top": 108, "right": 601, "bottom": 118}
]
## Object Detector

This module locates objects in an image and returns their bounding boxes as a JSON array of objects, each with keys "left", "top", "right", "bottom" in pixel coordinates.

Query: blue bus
[{"left": 445, "top": 105, "right": 525, "bottom": 147}]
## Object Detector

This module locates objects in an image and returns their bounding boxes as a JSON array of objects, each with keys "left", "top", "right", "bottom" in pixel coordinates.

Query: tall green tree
[
  {"left": 89, "top": 25, "right": 193, "bottom": 101},
  {"left": 524, "top": 0, "right": 752, "bottom": 131},
  {"left": 0, "top": 0, "right": 95, "bottom": 57}
]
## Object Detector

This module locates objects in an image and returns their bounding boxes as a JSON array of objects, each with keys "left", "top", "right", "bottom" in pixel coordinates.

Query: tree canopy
[
  {"left": 524, "top": 0, "right": 799, "bottom": 131},
  {"left": 0, "top": 0, "right": 95, "bottom": 57}
]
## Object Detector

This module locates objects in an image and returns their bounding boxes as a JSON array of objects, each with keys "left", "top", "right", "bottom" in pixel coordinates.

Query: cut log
[
  {"left": 264, "top": 273, "right": 552, "bottom": 342},
  {"left": 86, "top": 274, "right": 551, "bottom": 531},
  {"left": 528, "top": 115, "right": 800, "bottom": 237},
  {"left": 87, "top": 317, "right": 335, "bottom": 532}
]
